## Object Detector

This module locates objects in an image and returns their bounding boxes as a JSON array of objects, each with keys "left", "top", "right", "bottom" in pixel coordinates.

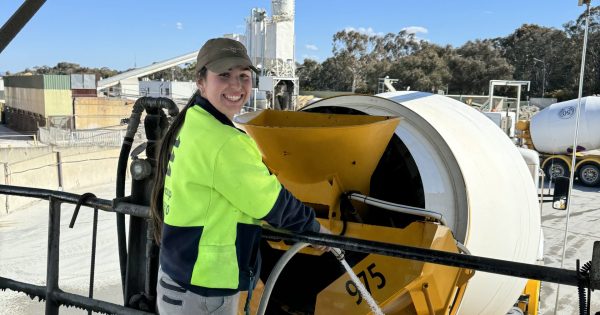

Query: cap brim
[{"left": 206, "top": 57, "right": 259, "bottom": 74}]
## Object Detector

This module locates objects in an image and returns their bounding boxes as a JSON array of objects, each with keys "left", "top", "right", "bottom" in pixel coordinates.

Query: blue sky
[{"left": 0, "top": 1, "right": 590, "bottom": 73}]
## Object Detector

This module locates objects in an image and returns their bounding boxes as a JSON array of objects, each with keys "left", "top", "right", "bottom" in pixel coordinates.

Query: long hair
[{"left": 150, "top": 67, "right": 207, "bottom": 244}]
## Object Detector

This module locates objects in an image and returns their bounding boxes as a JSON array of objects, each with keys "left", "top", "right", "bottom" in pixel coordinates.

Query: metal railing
[
  {"left": 38, "top": 127, "right": 143, "bottom": 147},
  {"left": 0, "top": 185, "right": 152, "bottom": 315},
  {"left": 0, "top": 184, "right": 597, "bottom": 314}
]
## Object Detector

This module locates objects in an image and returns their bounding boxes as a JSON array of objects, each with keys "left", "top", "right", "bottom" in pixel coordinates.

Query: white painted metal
[
  {"left": 245, "top": 0, "right": 295, "bottom": 78},
  {"left": 96, "top": 50, "right": 197, "bottom": 90},
  {"left": 272, "top": 0, "right": 294, "bottom": 17},
  {"left": 488, "top": 80, "right": 530, "bottom": 121},
  {"left": 304, "top": 91, "right": 541, "bottom": 315},
  {"left": 530, "top": 96, "right": 600, "bottom": 154}
]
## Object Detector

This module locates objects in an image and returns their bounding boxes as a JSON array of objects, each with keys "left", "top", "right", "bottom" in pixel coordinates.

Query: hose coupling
[{"left": 330, "top": 247, "right": 345, "bottom": 261}]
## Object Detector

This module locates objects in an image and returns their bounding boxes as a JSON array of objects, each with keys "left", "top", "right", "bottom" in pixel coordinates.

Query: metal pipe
[
  {"left": 55, "top": 151, "right": 63, "bottom": 191},
  {"left": 261, "top": 229, "right": 592, "bottom": 289},
  {"left": 45, "top": 197, "right": 61, "bottom": 315},
  {"left": 556, "top": 2, "right": 592, "bottom": 313},
  {"left": 422, "top": 283, "right": 435, "bottom": 315},
  {"left": 348, "top": 192, "right": 446, "bottom": 225},
  {"left": 0, "top": 0, "right": 46, "bottom": 54},
  {"left": 0, "top": 184, "right": 112, "bottom": 211},
  {"left": 53, "top": 290, "right": 153, "bottom": 315},
  {"left": 1, "top": 276, "right": 155, "bottom": 314}
]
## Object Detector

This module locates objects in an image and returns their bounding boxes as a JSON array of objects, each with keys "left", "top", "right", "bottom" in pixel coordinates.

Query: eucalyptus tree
[
  {"left": 332, "top": 30, "right": 372, "bottom": 92},
  {"left": 564, "top": 5, "right": 600, "bottom": 96},
  {"left": 448, "top": 40, "right": 513, "bottom": 95},
  {"left": 499, "top": 24, "right": 574, "bottom": 99},
  {"left": 297, "top": 59, "right": 323, "bottom": 91}
]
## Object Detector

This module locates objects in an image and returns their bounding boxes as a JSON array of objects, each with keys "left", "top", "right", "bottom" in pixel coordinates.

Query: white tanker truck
[{"left": 518, "top": 96, "right": 600, "bottom": 186}]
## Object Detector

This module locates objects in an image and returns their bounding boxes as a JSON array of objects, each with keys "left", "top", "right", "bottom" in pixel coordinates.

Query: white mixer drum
[
  {"left": 303, "top": 91, "right": 541, "bottom": 315},
  {"left": 530, "top": 96, "right": 600, "bottom": 154}
]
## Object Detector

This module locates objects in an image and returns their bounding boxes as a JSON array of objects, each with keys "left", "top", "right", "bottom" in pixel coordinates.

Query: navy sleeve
[{"left": 261, "top": 187, "right": 321, "bottom": 233}]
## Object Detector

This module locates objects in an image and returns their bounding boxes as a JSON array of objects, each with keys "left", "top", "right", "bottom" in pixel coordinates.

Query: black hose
[
  {"left": 115, "top": 97, "right": 179, "bottom": 302},
  {"left": 115, "top": 138, "right": 132, "bottom": 299}
]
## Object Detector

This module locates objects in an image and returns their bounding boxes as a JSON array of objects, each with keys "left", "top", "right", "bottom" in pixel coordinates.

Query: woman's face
[{"left": 197, "top": 66, "right": 252, "bottom": 120}]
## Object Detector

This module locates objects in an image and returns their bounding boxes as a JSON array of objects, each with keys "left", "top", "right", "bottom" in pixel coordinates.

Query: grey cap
[{"left": 196, "top": 38, "right": 258, "bottom": 75}]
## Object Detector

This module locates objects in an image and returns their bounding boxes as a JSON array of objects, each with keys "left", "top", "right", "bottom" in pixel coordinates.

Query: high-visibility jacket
[{"left": 160, "top": 96, "right": 320, "bottom": 296}]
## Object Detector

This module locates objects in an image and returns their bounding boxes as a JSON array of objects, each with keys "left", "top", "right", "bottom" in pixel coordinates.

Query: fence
[{"left": 38, "top": 127, "right": 139, "bottom": 147}]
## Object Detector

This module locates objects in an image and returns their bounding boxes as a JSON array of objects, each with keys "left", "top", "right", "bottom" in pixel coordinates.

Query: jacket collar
[{"left": 194, "top": 95, "right": 235, "bottom": 128}]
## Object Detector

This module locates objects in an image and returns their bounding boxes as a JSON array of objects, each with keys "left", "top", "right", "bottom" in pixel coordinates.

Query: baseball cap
[{"left": 196, "top": 38, "right": 259, "bottom": 75}]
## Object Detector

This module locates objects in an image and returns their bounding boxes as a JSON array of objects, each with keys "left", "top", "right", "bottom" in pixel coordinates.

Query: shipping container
[
  {"left": 83, "top": 74, "right": 96, "bottom": 89},
  {"left": 5, "top": 86, "right": 72, "bottom": 117},
  {"left": 71, "top": 74, "right": 84, "bottom": 89},
  {"left": 43, "top": 75, "right": 71, "bottom": 90},
  {"left": 4, "top": 75, "right": 71, "bottom": 90},
  {"left": 72, "top": 89, "right": 97, "bottom": 97},
  {"left": 71, "top": 74, "right": 97, "bottom": 89}
]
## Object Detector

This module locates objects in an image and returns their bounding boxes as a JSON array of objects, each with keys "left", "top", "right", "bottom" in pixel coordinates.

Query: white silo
[{"left": 245, "top": 0, "right": 298, "bottom": 110}]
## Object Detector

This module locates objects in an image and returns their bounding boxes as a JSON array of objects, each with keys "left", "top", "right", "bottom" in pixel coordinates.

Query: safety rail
[
  {"left": 38, "top": 127, "right": 130, "bottom": 147},
  {"left": 0, "top": 184, "right": 598, "bottom": 315},
  {"left": 0, "top": 185, "right": 151, "bottom": 315}
]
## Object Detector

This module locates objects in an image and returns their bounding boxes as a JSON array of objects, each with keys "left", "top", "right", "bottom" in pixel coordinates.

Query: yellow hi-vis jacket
[{"left": 160, "top": 96, "right": 320, "bottom": 296}]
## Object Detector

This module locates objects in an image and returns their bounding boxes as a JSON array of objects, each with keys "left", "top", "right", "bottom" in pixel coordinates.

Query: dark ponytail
[{"left": 150, "top": 68, "right": 207, "bottom": 244}]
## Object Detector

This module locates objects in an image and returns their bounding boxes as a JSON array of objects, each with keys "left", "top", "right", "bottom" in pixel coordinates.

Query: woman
[{"left": 150, "top": 38, "right": 325, "bottom": 315}]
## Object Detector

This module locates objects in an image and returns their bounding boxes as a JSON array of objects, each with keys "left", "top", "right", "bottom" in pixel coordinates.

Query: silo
[{"left": 272, "top": 0, "right": 294, "bottom": 18}]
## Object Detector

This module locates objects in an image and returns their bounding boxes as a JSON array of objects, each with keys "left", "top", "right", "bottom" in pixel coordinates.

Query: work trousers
[{"left": 157, "top": 267, "right": 240, "bottom": 315}]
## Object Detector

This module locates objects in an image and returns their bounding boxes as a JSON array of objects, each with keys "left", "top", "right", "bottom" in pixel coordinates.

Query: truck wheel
[
  {"left": 543, "top": 159, "right": 568, "bottom": 180},
  {"left": 578, "top": 163, "right": 600, "bottom": 186}
]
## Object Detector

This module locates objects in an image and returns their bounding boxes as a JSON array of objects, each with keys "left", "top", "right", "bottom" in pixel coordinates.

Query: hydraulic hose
[
  {"left": 257, "top": 242, "right": 309, "bottom": 315},
  {"left": 257, "top": 241, "right": 383, "bottom": 315},
  {"left": 115, "top": 97, "right": 179, "bottom": 300}
]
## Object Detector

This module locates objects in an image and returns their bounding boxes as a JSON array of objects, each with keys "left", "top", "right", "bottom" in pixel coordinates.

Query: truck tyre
[
  {"left": 543, "top": 159, "right": 568, "bottom": 180},
  {"left": 577, "top": 163, "right": 600, "bottom": 186}
]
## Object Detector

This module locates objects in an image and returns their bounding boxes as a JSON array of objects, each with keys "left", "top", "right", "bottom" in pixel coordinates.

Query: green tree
[
  {"left": 449, "top": 40, "right": 513, "bottom": 95},
  {"left": 564, "top": 5, "right": 600, "bottom": 96},
  {"left": 297, "top": 59, "right": 323, "bottom": 91},
  {"left": 499, "top": 24, "right": 575, "bottom": 99},
  {"left": 332, "top": 30, "right": 372, "bottom": 92},
  {"left": 389, "top": 42, "right": 451, "bottom": 93}
]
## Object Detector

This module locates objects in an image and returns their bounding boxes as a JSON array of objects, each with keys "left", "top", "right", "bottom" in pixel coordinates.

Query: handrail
[{"left": 0, "top": 184, "right": 597, "bottom": 314}]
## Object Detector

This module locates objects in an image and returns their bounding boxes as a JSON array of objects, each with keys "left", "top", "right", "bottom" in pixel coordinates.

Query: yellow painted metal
[
  {"left": 44, "top": 89, "right": 74, "bottom": 116},
  {"left": 575, "top": 156, "right": 600, "bottom": 171},
  {"left": 237, "top": 110, "right": 400, "bottom": 196},
  {"left": 314, "top": 221, "right": 472, "bottom": 315},
  {"left": 517, "top": 280, "right": 540, "bottom": 315},
  {"left": 236, "top": 110, "right": 471, "bottom": 314},
  {"left": 541, "top": 155, "right": 573, "bottom": 173}
]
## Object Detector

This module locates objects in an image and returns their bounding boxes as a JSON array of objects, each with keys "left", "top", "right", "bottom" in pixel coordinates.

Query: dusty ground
[
  {"left": 539, "top": 183, "right": 600, "bottom": 315},
  {"left": 1, "top": 181, "right": 599, "bottom": 314}
]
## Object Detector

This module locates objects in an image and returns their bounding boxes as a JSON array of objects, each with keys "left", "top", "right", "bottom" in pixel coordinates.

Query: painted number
[{"left": 345, "top": 263, "right": 386, "bottom": 305}]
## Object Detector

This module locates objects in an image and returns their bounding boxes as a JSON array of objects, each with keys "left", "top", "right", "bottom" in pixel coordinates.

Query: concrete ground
[{"left": 0, "top": 181, "right": 599, "bottom": 314}]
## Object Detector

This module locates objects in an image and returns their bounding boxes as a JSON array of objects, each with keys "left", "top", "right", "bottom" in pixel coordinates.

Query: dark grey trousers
[{"left": 156, "top": 268, "right": 240, "bottom": 315}]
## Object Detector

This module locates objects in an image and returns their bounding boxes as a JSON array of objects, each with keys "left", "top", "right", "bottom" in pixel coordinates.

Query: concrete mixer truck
[
  {"left": 233, "top": 91, "right": 543, "bottom": 315},
  {"left": 517, "top": 96, "right": 600, "bottom": 186}
]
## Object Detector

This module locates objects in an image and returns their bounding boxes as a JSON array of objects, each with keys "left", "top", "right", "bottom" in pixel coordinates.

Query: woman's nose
[{"left": 229, "top": 76, "right": 242, "bottom": 87}]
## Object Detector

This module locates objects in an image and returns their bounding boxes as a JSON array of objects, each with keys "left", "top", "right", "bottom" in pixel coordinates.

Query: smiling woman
[{"left": 148, "top": 37, "right": 327, "bottom": 315}]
